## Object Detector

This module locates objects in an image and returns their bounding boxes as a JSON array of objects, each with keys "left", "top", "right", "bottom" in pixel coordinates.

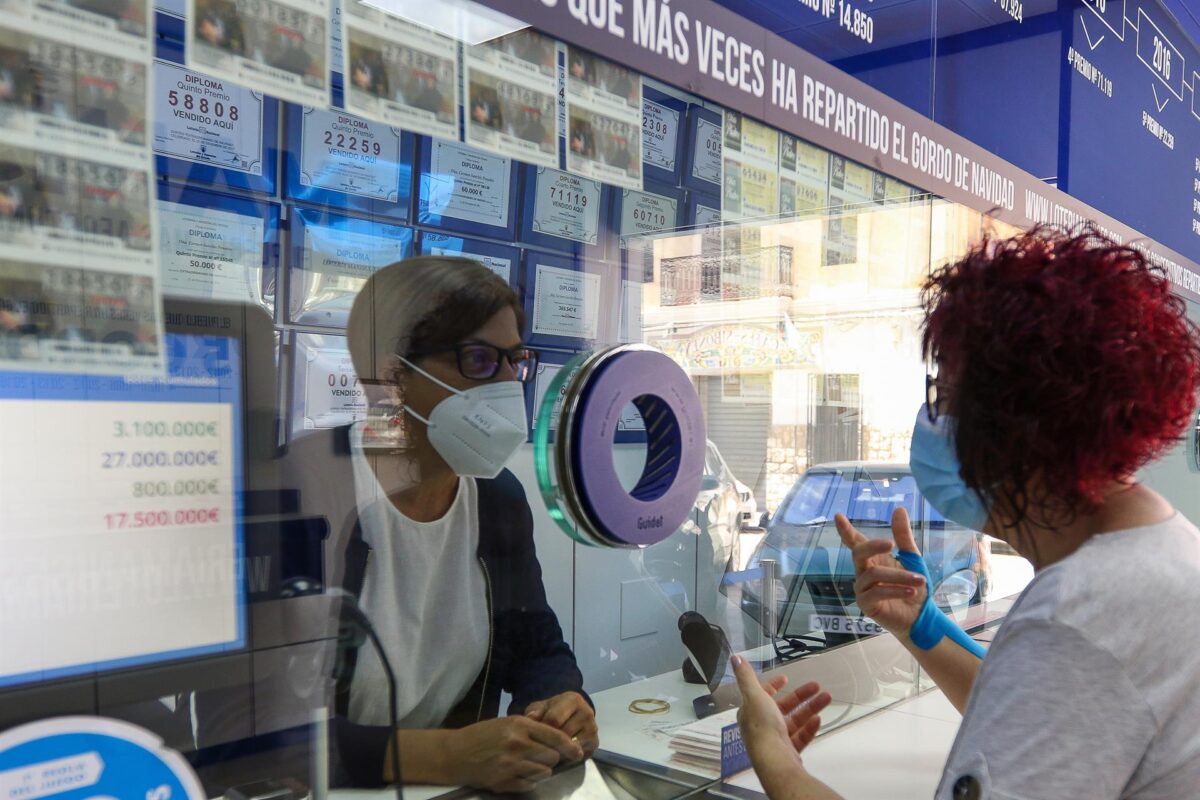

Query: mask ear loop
[
  {"left": 397, "top": 354, "right": 464, "bottom": 397},
  {"left": 395, "top": 355, "right": 466, "bottom": 430},
  {"left": 403, "top": 405, "right": 434, "bottom": 428}
]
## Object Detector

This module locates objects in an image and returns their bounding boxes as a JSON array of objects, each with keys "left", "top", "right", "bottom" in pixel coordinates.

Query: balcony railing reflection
[{"left": 660, "top": 245, "right": 795, "bottom": 306}]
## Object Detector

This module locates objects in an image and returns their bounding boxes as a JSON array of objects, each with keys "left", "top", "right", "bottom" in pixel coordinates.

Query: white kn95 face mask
[{"left": 399, "top": 356, "right": 527, "bottom": 479}]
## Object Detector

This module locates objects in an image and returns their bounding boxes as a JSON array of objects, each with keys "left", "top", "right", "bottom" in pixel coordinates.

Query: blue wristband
[{"left": 894, "top": 550, "right": 986, "bottom": 659}]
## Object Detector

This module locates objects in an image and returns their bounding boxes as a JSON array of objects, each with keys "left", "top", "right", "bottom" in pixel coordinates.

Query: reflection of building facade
[
  {"left": 659, "top": 244, "right": 794, "bottom": 305},
  {"left": 642, "top": 200, "right": 970, "bottom": 510}
]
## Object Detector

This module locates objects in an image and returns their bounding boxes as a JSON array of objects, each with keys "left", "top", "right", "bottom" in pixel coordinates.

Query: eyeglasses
[
  {"left": 412, "top": 342, "right": 539, "bottom": 383},
  {"left": 926, "top": 373, "right": 951, "bottom": 423}
]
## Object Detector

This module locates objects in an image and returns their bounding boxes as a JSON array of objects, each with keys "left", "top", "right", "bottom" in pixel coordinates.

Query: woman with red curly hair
[{"left": 735, "top": 226, "right": 1200, "bottom": 799}]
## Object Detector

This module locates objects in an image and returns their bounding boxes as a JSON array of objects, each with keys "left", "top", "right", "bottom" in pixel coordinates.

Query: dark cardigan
[{"left": 327, "top": 428, "right": 587, "bottom": 787}]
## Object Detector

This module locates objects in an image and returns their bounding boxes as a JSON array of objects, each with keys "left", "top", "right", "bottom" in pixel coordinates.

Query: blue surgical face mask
[{"left": 910, "top": 406, "right": 990, "bottom": 532}]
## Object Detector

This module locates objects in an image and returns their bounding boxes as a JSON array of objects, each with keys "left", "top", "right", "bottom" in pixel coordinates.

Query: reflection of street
[{"left": 646, "top": 201, "right": 1026, "bottom": 516}]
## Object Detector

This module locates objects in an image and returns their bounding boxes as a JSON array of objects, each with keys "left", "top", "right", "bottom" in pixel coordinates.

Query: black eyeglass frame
[
  {"left": 926, "top": 373, "right": 953, "bottom": 423},
  {"left": 410, "top": 342, "right": 540, "bottom": 383}
]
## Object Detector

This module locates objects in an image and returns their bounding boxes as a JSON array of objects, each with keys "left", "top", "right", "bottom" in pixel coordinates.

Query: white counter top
[
  {"left": 329, "top": 673, "right": 961, "bottom": 800},
  {"left": 724, "top": 690, "right": 961, "bottom": 798}
]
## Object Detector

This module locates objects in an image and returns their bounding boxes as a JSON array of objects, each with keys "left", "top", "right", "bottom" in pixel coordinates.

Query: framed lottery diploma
[
  {"left": 418, "top": 232, "right": 519, "bottom": 288},
  {"left": 287, "top": 206, "right": 414, "bottom": 328},
  {"left": 186, "top": 0, "right": 331, "bottom": 108},
  {"left": 641, "top": 86, "right": 686, "bottom": 187},
  {"left": 156, "top": 183, "right": 279, "bottom": 314},
  {"left": 613, "top": 181, "right": 682, "bottom": 276},
  {"left": 284, "top": 104, "right": 412, "bottom": 221},
  {"left": 686, "top": 192, "right": 722, "bottom": 223},
  {"left": 416, "top": 138, "right": 518, "bottom": 240},
  {"left": 683, "top": 105, "right": 722, "bottom": 196},
  {"left": 330, "top": 0, "right": 343, "bottom": 79},
  {"left": 723, "top": 158, "right": 779, "bottom": 221},
  {"left": 828, "top": 155, "right": 876, "bottom": 205},
  {"left": 519, "top": 166, "right": 611, "bottom": 258},
  {"left": 153, "top": 56, "right": 278, "bottom": 196},
  {"left": 521, "top": 251, "right": 615, "bottom": 349},
  {"left": 885, "top": 176, "right": 921, "bottom": 203},
  {"left": 289, "top": 331, "right": 367, "bottom": 438}
]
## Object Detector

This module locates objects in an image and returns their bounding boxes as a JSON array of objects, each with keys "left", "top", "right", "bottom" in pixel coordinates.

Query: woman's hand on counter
[
  {"left": 444, "top": 715, "right": 585, "bottom": 793},
  {"left": 525, "top": 691, "right": 600, "bottom": 758},
  {"left": 733, "top": 656, "right": 844, "bottom": 800}
]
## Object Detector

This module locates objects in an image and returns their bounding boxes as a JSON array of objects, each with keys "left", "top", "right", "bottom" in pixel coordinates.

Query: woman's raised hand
[{"left": 833, "top": 508, "right": 927, "bottom": 640}]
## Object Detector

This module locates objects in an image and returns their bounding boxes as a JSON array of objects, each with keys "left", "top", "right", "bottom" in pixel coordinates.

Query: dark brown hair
[{"left": 347, "top": 255, "right": 523, "bottom": 386}]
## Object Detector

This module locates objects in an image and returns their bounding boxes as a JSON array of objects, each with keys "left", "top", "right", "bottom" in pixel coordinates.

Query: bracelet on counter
[{"left": 627, "top": 698, "right": 671, "bottom": 715}]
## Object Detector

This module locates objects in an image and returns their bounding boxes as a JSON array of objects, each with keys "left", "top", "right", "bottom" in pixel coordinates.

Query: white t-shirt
[
  {"left": 346, "top": 422, "right": 490, "bottom": 728},
  {"left": 937, "top": 512, "right": 1200, "bottom": 799}
]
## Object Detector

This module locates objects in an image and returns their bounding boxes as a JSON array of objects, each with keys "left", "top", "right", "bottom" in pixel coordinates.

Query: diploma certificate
[
  {"left": 299, "top": 106, "right": 402, "bottom": 201},
  {"left": 530, "top": 169, "right": 601, "bottom": 245},
  {"left": 154, "top": 61, "right": 265, "bottom": 175},
  {"left": 532, "top": 263, "right": 601, "bottom": 340},
  {"left": 425, "top": 139, "right": 512, "bottom": 228},
  {"left": 642, "top": 98, "right": 680, "bottom": 172},
  {"left": 158, "top": 200, "right": 265, "bottom": 306}
]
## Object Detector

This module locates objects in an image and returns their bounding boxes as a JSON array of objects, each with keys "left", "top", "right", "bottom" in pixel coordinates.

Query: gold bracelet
[{"left": 627, "top": 698, "right": 671, "bottom": 715}]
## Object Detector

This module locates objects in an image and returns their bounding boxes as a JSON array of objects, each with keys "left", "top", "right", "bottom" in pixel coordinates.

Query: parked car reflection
[
  {"left": 737, "top": 462, "right": 991, "bottom": 651},
  {"left": 693, "top": 440, "right": 757, "bottom": 573}
]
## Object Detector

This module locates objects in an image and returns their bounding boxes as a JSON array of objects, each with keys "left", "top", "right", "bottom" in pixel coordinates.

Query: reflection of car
[
  {"left": 695, "top": 440, "right": 754, "bottom": 571},
  {"left": 707, "top": 440, "right": 758, "bottom": 525},
  {"left": 739, "top": 462, "right": 990, "bottom": 650}
]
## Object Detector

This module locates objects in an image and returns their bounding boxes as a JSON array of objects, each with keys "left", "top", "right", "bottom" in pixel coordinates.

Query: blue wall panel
[{"left": 712, "top": 0, "right": 1200, "bottom": 261}]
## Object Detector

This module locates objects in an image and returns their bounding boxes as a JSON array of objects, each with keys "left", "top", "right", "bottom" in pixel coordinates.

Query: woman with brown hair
[{"left": 299, "top": 256, "right": 596, "bottom": 791}]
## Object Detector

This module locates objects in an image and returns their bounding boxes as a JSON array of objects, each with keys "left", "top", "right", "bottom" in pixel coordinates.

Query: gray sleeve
[{"left": 935, "top": 619, "right": 1156, "bottom": 800}]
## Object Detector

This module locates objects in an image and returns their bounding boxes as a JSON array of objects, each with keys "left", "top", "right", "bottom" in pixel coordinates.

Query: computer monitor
[
  {"left": 0, "top": 300, "right": 280, "bottom": 744},
  {"left": 0, "top": 329, "right": 247, "bottom": 687}
]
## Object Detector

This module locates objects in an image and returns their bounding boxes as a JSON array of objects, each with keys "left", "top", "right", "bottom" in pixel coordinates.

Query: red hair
[{"left": 923, "top": 226, "right": 1200, "bottom": 527}]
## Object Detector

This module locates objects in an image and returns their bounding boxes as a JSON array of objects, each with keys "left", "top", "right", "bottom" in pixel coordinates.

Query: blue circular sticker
[{"left": 0, "top": 716, "right": 205, "bottom": 800}]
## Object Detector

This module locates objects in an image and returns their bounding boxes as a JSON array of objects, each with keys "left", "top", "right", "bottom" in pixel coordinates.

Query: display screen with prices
[{"left": 0, "top": 333, "right": 245, "bottom": 686}]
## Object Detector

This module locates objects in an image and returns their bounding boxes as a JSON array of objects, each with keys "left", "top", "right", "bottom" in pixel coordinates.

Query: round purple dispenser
[{"left": 568, "top": 347, "right": 705, "bottom": 546}]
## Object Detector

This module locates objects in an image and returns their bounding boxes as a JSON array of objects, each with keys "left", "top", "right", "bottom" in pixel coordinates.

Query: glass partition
[
  {"left": 9, "top": 0, "right": 1186, "bottom": 796},
  {"left": 592, "top": 190, "right": 1021, "bottom": 749}
]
